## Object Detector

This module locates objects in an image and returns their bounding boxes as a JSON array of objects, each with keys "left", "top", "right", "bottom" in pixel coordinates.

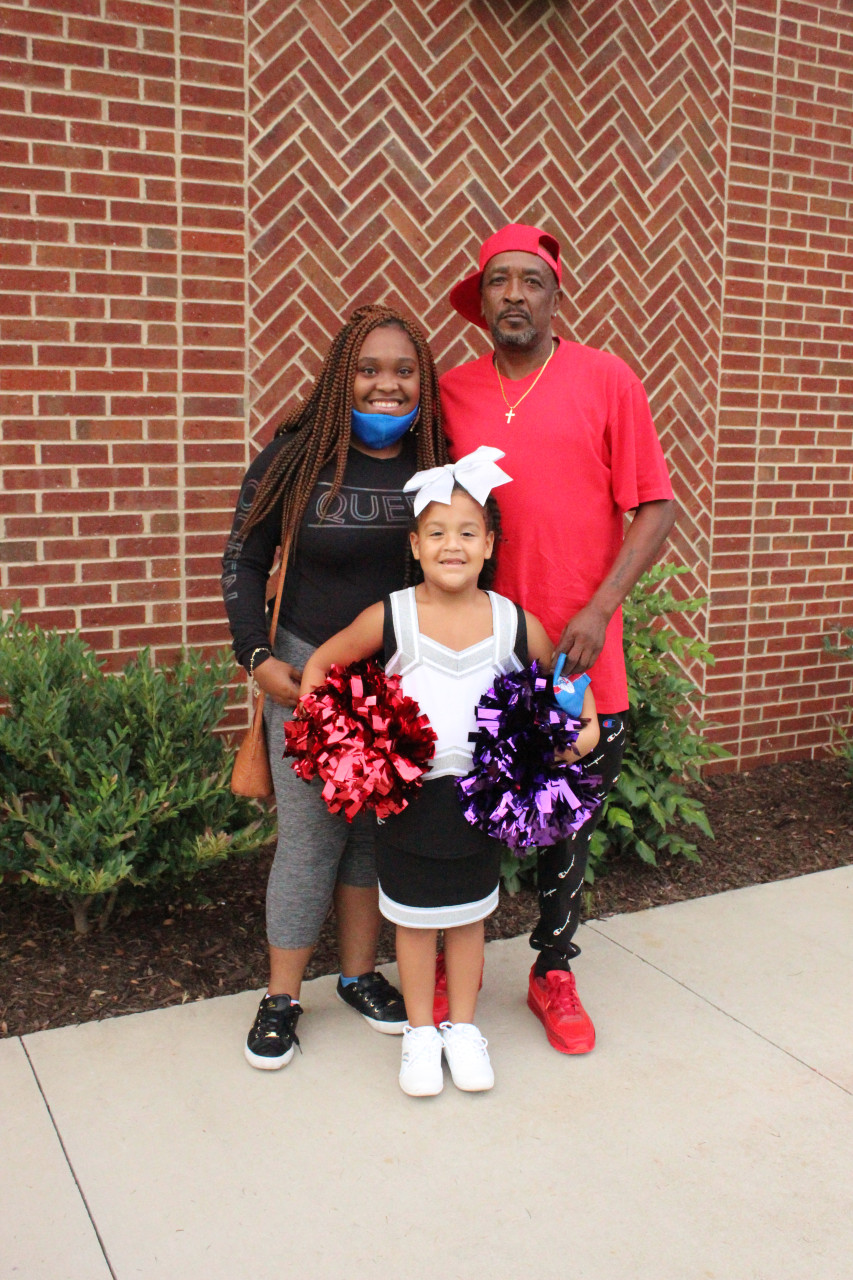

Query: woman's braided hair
[{"left": 239, "top": 304, "right": 448, "bottom": 549}]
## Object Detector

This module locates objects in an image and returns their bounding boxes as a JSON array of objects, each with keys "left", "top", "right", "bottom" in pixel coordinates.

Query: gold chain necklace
[{"left": 494, "top": 340, "right": 556, "bottom": 424}]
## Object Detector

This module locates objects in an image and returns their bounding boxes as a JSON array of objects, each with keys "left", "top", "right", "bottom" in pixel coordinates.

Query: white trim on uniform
[{"left": 379, "top": 884, "right": 499, "bottom": 929}]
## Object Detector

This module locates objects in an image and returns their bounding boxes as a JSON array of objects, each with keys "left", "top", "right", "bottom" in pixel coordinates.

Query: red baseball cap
[{"left": 449, "top": 223, "right": 562, "bottom": 329}]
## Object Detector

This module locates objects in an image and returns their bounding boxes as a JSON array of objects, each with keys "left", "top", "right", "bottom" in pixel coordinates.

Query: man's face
[{"left": 479, "top": 250, "right": 561, "bottom": 350}]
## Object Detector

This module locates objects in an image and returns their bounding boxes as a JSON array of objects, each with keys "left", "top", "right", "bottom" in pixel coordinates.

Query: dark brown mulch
[{"left": 1, "top": 758, "right": 850, "bottom": 1039}]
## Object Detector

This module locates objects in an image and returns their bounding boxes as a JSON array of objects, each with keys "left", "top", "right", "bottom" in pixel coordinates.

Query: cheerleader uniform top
[{"left": 378, "top": 586, "right": 527, "bottom": 862}]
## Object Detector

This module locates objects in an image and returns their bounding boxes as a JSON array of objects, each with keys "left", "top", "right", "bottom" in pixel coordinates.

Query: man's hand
[
  {"left": 553, "top": 603, "right": 609, "bottom": 677},
  {"left": 554, "top": 499, "right": 677, "bottom": 678},
  {"left": 252, "top": 656, "right": 302, "bottom": 708}
]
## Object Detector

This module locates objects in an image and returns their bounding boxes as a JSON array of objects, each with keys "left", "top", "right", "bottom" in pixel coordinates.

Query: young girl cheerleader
[{"left": 299, "top": 447, "right": 599, "bottom": 1097}]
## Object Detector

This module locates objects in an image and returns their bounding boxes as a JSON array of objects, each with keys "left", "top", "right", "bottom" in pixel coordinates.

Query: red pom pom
[{"left": 283, "top": 659, "right": 436, "bottom": 821}]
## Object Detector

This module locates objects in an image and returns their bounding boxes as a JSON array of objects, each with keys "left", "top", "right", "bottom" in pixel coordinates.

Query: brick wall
[
  {"left": 0, "top": 0, "right": 245, "bottom": 669},
  {"left": 709, "top": 0, "right": 853, "bottom": 767},
  {"left": 2, "top": 0, "right": 852, "bottom": 766}
]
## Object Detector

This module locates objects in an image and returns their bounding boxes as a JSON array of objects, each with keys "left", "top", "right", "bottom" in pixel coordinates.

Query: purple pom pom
[{"left": 456, "top": 662, "right": 601, "bottom": 851}]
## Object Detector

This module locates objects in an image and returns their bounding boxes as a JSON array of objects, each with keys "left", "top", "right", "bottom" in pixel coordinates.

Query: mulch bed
[{"left": 1, "top": 757, "right": 850, "bottom": 1039}]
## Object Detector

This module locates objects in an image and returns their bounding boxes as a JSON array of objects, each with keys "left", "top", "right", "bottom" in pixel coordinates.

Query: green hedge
[{"left": 0, "top": 607, "right": 274, "bottom": 933}]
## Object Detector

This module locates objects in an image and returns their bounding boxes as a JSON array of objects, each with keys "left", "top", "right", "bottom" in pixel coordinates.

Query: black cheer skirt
[{"left": 375, "top": 777, "right": 501, "bottom": 928}]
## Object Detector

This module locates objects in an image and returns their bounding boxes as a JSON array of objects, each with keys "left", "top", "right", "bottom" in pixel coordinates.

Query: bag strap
[
  {"left": 266, "top": 531, "right": 293, "bottom": 647},
  {"left": 249, "top": 531, "right": 294, "bottom": 714}
]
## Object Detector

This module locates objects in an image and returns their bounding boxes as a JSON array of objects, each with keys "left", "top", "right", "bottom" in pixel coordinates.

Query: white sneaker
[
  {"left": 399, "top": 1024, "right": 444, "bottom": 1096},
  {"left": 440, "top": 1022, "right": 494, "bottom": 1092}
]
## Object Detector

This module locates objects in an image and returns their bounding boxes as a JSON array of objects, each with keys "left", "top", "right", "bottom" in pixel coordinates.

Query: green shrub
[
  {"left": 0, "top": 607, "right": 275, "bottom": 933},
  {"left": 500, "top": 565, "right": 728, "bottom": 893},
  {"left": 588, "top": 563, "right": 727, "bottom": 874}
]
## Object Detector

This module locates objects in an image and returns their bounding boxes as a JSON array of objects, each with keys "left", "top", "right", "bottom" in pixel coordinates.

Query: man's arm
[{"left": 555, "top": 497, "right": 677, "bottom": 676}]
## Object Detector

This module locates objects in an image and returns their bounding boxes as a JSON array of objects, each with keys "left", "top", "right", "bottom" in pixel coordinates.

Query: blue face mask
[{"left": 351, "top": 405, "right": 419, "bottom": 450}]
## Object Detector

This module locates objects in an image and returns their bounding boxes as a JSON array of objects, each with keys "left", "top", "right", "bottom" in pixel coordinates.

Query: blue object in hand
[{"left": 552, "top": 653, "right": 591, "bottom": 718}]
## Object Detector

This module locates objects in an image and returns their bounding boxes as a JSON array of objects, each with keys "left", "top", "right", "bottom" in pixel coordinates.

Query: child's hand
[
  {"left": 554, "top": 719, "right": 594, "bottom": 763},
  {"left": 299, "top": 670, "right": 323, "bottom": 699},
  {"left": 551, "top": 656, "right": 599, "bottom": 760}
]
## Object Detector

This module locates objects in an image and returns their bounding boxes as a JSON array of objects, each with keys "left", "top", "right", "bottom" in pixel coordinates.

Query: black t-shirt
[{"left": 222, "top": 437, "right": 415, "bottom": 668}]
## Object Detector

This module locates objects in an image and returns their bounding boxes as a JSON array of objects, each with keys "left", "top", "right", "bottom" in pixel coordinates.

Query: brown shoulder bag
[{"left": 230, "top": 536, "right": 291, "bottom": 799}]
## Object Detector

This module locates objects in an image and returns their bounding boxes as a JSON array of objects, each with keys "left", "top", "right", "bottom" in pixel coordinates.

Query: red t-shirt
[{"left": 440, "top": 338, "right": 673, "bottom": 712}]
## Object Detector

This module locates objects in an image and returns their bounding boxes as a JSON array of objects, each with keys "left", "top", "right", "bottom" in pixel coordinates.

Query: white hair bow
[{"left": 403, "top": 446, "right": 512, "bottom": 516}]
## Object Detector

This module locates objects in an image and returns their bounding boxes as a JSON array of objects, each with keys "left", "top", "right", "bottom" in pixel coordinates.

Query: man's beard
[{"left": 489, "top": 319, "right": 539, "bottom": 350}]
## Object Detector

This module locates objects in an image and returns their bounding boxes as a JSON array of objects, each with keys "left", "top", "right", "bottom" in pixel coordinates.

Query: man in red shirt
[{"left": 440, "top": 223, "right": 676, "bottom": 1053}]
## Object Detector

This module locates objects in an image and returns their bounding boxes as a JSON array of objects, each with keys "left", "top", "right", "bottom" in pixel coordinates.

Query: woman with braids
[{"left": 221, "top": 304, "right": 448, "bottom": 1070}]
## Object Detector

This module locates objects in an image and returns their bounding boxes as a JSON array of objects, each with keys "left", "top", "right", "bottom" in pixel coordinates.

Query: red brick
[
  {"left": 181, "top": 108, "right": 243, "bottom": 137},
  {"left": 44, "top": 583, "right": 112, "bottom": 606},
  {"left": 36, "top": 246, "right": 107, "bottom": 273},
  {"left": 74, "top": 273, "right": 143, "bottom": 296},
  {"left": 7, "top": 561, "right": 76, "bottom": 587},
  {"left": 41, "top": 443, "right": 109, "bottom": 465},
  {"left": 70, "top": 172, "right": 141, "bottom": 199}
]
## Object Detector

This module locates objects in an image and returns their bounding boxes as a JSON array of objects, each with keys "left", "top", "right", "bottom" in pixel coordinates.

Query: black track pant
[{"left": 530, "top": 712, "right": 627, "bottom": 966}]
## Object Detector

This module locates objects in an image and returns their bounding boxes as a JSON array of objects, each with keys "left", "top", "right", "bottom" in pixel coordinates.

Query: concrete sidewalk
[{"left": 2, "top": 866, "right": 851, "bottom": 1280}]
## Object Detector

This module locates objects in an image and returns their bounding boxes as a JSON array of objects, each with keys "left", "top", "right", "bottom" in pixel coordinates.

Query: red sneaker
[
  {"left": 527, "top": 965, "right": 595, "bottom": 1054},
  {"left": 432, "top": 951, "right": 484, "bottom": 1027}
]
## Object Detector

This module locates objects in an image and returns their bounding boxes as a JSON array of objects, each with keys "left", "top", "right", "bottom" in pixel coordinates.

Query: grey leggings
[{"left": 264, "top": 628, "right": 377, "bottom": 950}]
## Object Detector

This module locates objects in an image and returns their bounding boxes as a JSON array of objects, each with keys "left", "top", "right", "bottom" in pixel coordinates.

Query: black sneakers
[
  {"left": 336, "top": 972, "right": 407, "bottom": 1034},
  {"left": 244, "top": 994, "right": 302, "bottom": 1070},
  {"left": 244, "top": 975, "right": 404, "bottom": 1068}
]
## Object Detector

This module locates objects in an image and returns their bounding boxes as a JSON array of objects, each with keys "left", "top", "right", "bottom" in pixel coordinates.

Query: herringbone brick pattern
[{"left": 247, "top": 0, "right": 731, "bottom": 620}]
